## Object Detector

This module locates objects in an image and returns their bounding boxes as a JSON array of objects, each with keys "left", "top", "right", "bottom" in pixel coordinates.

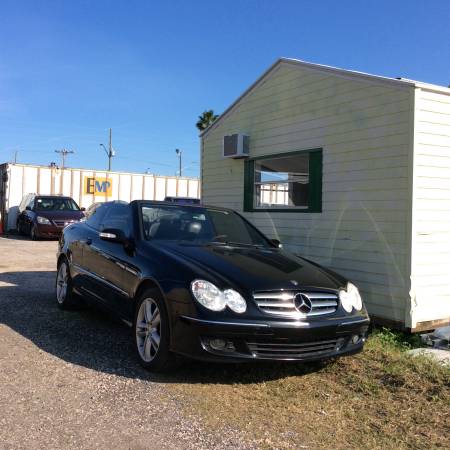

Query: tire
[
  {"left": 17, "top": 221, "right": 25, "bottom": 236},
  {"left": 30, "top": 224, "right": 39, "bottom": 241},
  {"left": 55, "top": 258, "right": 81, "bottom": 309},
  {"left": 133, "top": 288, "right": 177, "bottom": 372}
]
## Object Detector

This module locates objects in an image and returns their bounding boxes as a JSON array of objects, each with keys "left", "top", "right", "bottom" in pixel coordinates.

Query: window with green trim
[{"left": 244, "top": 149, "right": 322, "bottom": 213}]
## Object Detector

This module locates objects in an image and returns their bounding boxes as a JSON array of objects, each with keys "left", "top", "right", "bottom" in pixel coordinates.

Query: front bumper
[
  {"left": 35, "top": 223, "right": 64, "bottom": 238},
  {"left": 171, "top": 315, "right": 370, "bottom": 362}
]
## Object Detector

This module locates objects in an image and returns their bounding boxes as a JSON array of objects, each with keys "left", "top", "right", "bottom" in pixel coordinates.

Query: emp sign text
[{"left": 84, "top": 177, "right": 113, "bottom": 196}]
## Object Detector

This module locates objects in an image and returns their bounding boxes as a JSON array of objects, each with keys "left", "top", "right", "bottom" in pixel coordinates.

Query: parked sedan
[
  {"left": 56, "top": 200, "right": 370, "bottom": 371},
  {"left": 17, "top": 194, "right": 85, "bottom": 239}
]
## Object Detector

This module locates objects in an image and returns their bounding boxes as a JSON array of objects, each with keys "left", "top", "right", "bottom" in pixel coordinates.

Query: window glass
[
  {"left": 35, "top": 197, "right": 80, "bottom": 211},
  {"left": 141, "top": 205, "right": 268, "bottom": 247},
  {"left": 19, "top": 195, "right": 29, "bottom": 211},
  {"left": 27, "top": 196, "right": 35, "bottom": 210},
  {"left": 254, "top": 153, "right": 309, "bottom": 209},
  {"left": 101, "top": 204, "right": 131, "bottom": 235},
  {"left": 86, "top": 204, "right": 108, "bottom": 231}
]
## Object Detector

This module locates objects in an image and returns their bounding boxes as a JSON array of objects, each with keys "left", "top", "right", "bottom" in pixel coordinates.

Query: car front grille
[
  {"left": 247, "top": 338, "right": 340, "bottom": 359},
  {"left": 253, "top": 291, "right": 339, "bottom": 318},
  {"left": 53, "top": 219, "right": 76, "bottom": 227}
]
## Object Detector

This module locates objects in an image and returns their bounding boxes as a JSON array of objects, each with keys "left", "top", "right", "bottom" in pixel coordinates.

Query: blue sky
[{"left": 0, "top": 1, "right": 449, "bottom": 177}]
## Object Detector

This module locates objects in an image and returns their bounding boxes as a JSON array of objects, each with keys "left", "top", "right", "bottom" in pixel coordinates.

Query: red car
[{"left": 17, "top": 194, "right": 85, "bottom": 240}]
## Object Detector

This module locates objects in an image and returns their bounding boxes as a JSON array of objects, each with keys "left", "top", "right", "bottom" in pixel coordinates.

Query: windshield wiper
[{"left": 208, "top": 240, "right": 265, "bottom": 248}]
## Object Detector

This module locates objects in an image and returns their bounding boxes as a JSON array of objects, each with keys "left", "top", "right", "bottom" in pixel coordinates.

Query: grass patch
[
  {"left": 370, "top": 326, "right": 423, "bottom": 351},
  {"left": 167, "top": 330, "right": 450, "bottom": 449}
]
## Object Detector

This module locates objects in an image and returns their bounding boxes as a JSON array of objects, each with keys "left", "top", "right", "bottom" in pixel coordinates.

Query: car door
[
  {"left": 19, "top": 194, "right": 34, "bottom": 233},
  {"left": 16, "top": 194, "right": 29, "bottom": 231},
  {"left": 74, "top": 203, "right": 108, "bottom": 301},
  {"left": 82, "top": 203, "right": 134, "bottom": 318}
]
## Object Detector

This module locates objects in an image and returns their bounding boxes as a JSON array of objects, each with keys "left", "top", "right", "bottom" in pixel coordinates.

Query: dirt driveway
[
  {"left": 0, "top": 236, "right": 249, "bottom": 450},
  {"left": 1, "top": 235, "right": 448, "bottom": 450}
]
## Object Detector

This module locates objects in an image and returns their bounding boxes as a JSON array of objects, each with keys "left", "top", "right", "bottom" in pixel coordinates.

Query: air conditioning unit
[{"left": 223, "top": 134, "right": 249, "bottom": 158}]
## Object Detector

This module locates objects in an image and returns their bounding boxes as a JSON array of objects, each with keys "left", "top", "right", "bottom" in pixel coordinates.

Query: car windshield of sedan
[
  {"left": 141, "top": 205, "right": 269, "bottom": 247},
  {"left": 35, "top": 197, "right": 80, "bottom": 211}
]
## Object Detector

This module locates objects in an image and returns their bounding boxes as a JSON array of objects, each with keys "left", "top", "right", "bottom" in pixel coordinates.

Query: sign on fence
[{"left": 84, "top": 177, "right": 113, "bottom": 196}]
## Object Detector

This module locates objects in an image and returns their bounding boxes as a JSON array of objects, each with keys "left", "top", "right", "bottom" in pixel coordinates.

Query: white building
[
  {"left": 0, "top": 163, "right": 200, "bottom": 232},
  {"left": 200, "top": 58, "right": 450, "bottom": 332}
]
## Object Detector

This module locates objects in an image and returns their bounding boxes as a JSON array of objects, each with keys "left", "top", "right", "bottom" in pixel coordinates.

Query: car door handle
[{"left": 86, "top": 238, "right": 92, "bottom": 245}]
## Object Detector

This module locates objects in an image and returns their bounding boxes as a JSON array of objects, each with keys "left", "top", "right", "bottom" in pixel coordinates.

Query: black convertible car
[{"left": 56, "top": 200, "right": 370, "bottom": 371}]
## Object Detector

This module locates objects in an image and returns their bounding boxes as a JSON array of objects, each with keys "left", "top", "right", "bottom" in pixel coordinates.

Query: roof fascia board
[
  {"left": 413, "top": 82, "right": 450, "bottom": 95},
  {"left": 281, "top": 58, "right": 415, "bottom": 89}
]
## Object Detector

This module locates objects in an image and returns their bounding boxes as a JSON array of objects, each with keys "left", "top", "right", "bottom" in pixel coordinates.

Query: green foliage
[
  {"left": 196, "top": 110, "right": 219, "bottom": 131},
  {"left": 370, "top": 327, "right": 422, "bottom": 351}
]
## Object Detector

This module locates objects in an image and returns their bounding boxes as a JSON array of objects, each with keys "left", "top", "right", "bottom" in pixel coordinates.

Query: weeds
[
  {"left": 369, "top": 327, "right": 422, "bottom": 351},
  {"left": 169, "top": 330, "right": 450, "bottom": 449}
]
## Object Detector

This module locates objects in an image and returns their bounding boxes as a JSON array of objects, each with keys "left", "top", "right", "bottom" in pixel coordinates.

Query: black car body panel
[{"left": 58, "top": 200, "right": 370, "bottom": 363}]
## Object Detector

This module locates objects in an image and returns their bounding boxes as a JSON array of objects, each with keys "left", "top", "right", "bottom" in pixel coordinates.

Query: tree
[{"left": 196, "top": 110, "right": 219, "bottom": 131}]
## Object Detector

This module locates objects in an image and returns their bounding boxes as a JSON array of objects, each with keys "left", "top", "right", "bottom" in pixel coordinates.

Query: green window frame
[{"left": 244, "top": 148, "right": 322, "bottom": 213}]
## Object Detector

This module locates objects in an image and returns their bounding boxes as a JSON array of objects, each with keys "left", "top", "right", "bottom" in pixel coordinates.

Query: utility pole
[
  {"left": 175, "top": 148, "right": 182, "bottom": 177},
  {"left": 100, "top": 128, "right": 115, "bottom": 171},
  {"left": 54, "top": 149, "right": 74, "bottom": 169},
  {"left": 14, "top": 150, "right": 18, "bottom": 163}
]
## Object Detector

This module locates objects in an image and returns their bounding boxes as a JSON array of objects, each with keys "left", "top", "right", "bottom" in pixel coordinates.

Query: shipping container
[{"left": 0, "top": 163, "right": 200, "bottom": 231}]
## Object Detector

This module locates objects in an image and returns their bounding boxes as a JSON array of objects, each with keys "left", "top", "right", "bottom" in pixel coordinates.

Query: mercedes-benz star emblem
[{"left": 294, "top": 293, "right": 313, "bottom": 314}]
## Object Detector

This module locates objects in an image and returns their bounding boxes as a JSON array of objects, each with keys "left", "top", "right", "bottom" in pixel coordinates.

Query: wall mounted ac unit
[{"left": 223, "top": 134, "right": 249, "bottom": 158}]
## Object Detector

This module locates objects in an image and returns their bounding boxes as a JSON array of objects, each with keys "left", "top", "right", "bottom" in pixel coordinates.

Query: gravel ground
[{"left": 0, "top": 235, "right": 252, "bottom": 450}]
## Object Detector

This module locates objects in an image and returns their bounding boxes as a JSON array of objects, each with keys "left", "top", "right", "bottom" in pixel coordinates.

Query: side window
[
  {"left": 86, "top": 204, "right": 108, "bottom": 231},
  {"left": 244, "top": 149, "right": 322, "bottom": 213},
  {"left": 19, "top": 195, "right": 28, "bottom": 212},
  {"left": 27, "top": 196, "right": 35, "bottom": 210},
  {"left": 100, "top": 204, "right": 131, "bottom": 236}
]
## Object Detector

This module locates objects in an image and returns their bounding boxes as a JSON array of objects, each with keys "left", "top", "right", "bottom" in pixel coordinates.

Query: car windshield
[
  {"left": 35, "top": 197, "right": 80, "bottom": 211},
  {"left": 141, "top": 204, "right": 269, "bottom": 247}
]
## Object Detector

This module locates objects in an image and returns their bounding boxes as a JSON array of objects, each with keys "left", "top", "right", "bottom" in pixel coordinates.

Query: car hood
[
  {"left": 158, "top": 242, "right": 347, "bottom": 293},
  {"left": 34, "top": 210, "right": 84, "bottom": 221}
]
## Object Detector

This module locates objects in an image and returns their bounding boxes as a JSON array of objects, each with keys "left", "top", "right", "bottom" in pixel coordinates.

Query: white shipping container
[{"left": 0, "top": 163, "right": 200, "bottom": 231}]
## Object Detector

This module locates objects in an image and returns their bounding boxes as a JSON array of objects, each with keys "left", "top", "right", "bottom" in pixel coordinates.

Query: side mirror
[
  {"left": 269, "top": 238, "right": 282, "bottom": 248},
  {"left": 99, "top": 228, "right": 126, "bottom": 243},
  {"left": 25, "top": 206, "right": 32, "bottom": 211},
  {"left": 99, "top": 228, "right": 135, "bottom": 252},
  {"left": 80, "top": 207, "right": 86, "bottom": 211}
]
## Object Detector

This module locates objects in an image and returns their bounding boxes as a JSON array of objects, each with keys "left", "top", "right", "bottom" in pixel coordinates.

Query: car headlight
[
  {"left": 36, "top": 216, "right": 51, "bottom": 225},
  {"left": 339, "top": 282, "right": 363, "bottom": 312},
  {"left": 223, "top": 289, "right": 247, "bottom": 313},
  {"left": 191, "top": 280, "right": 247, "bottom": 313}
]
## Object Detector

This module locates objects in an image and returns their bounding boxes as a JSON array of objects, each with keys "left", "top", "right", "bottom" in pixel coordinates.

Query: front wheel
[
  {"left": 55, "top": 259, "right": 80, "bottom": 309},
  {"left": 133, "top": 288, "right": 177, "bottom": 372},
  {"left": 17, "top": 221, "right": 25, "bottom": 236},
  {"left": 30, "top": 224, "right": 39, "bottom": 240}
]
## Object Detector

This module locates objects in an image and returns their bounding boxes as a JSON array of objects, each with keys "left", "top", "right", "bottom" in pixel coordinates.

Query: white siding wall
[
  {"left": 4, "top": 164, "right": 200, "bottom": 230},
  {"left": 202, "top": 63, "right": 414, "bottom": 323},
  {"left": 411, "top": 88, "right": 450, "bottom": 327}
]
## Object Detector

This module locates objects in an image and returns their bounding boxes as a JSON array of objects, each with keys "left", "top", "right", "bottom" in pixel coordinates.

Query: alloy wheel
[
  {"left": 56, "top": 262, "right": 68, "bottom": 304},
  {"left": 135, "top": 298, "right": 161, "bottom": 362}
]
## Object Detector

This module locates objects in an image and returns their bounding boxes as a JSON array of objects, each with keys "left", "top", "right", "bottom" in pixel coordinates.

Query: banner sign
[{"left": 84, "top": 177, "right": 112, "bottom": 196}]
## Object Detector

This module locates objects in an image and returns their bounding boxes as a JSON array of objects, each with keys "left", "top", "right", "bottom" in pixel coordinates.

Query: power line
[
  {"left": 100, "top": 128, "right": 115, "bottom": 171},
  {"left": 54, "top": 149, "right": 74, "bottom": 169}
]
